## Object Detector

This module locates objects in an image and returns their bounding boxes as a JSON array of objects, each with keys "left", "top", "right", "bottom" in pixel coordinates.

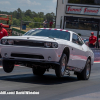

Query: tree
[
  {"left": 0, "top": 8, "right": 56, "bottom": 28},
  {"left": 16, "top": 8, "right": 22, "bottom": 19},
  {"left": 38, "top": 12, "right": 44, "bottom": 18},
  {"left": 25, "top": 9, "right": 33, "bottom": 18},
  {"left": 12, "top": 18, "right": 20, "bottom": 26},
  {"left": 45, "top": 13, "right": 55, "bottom": 22},
  {"left": 32, "top": 11, "right": 38, "bottom": 17},
  {"left": 33, "top": 17, "right": 43, "bottom": 28},
  {"left": 23, "top": 16, "right": 32, "bottom": 21}
]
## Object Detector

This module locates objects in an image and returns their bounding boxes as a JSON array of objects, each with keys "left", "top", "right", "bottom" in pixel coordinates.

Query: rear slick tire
[{"left": 77, "top": 59, "right": 91, "bottom": 80}]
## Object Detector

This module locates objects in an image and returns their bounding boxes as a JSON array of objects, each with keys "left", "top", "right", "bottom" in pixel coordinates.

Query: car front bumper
[{"left": 1, "top": 45, "right": 62, "bottom": 62}]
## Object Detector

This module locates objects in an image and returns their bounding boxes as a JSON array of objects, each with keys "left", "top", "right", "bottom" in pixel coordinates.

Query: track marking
[{"left": 94, "top": 61, "right": 100, "bottom": 63}]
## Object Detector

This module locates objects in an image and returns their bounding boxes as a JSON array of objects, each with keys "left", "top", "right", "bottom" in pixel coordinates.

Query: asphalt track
[{"left": 0, "top": 62, "right": 100, "bottom": 100}]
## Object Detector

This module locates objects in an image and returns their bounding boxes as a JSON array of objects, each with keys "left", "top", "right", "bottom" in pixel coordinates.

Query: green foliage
[
  {"left": 23, "top": 16, "right": 33, "bottom": 21},
  {"left": 12, "top": 18, "right": 20, "bottom": 26},
  {"left": 34, "top": 17, "right": 43, "bottom": 22},
  {"left": 0, "top": 8, "right": 56, "bottom": 28},
  {"left": 28, "top": 22, "right": 34, "bottom": 28}
]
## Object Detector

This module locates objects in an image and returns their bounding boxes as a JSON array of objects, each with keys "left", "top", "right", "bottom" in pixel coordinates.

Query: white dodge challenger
[{"left": 0, "top": 28, "right": 94, "bottom": 80}]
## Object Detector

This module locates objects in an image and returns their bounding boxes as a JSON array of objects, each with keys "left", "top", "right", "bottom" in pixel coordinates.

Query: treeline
[{"left": 0, "top": 8, "right": 55, "bottom": 28}]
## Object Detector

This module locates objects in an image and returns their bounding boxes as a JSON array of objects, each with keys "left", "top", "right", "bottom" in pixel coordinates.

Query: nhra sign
[{"left": 66, "top": 6, "right": 100, "bottom": 16}]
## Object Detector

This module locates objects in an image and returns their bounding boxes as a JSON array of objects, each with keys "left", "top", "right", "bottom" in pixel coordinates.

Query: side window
[
  {"left": 72, "top": 34, "right": 78, "bottom": 44},
  {"left": 78, "top": 36, "right": 84, "bottom": 45},
  {"left": 72, "top": 34, "right": 83, "bottom": 45}
]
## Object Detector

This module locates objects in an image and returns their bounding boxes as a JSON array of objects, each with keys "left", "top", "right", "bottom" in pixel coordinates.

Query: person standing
[
  {"left": 43, "top": 20, "right": 48, "bottom": 28},
  {"left": 89, "top": 32, "right": 97, "bottom": 48},
  {"left": 49, "top": 20, "right": 53, "bottom": 28},
  {"left": 0, "top": 23, "right": 8, "bottom": 40}
]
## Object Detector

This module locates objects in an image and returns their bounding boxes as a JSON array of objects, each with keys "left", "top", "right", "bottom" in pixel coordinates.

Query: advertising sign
[{"left": 66, "top": 5, "right": 100, "bottom": 16}]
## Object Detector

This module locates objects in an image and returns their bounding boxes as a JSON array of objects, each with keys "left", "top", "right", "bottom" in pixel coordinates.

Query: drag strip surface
[{"left": 0, "top": 63, "right": 100, "bottom": 100}]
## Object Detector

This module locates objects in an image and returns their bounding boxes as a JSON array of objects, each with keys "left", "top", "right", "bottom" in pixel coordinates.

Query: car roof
[
  {"left": 32, "top": 28, "right": 69, "bottom": 32},
  {"left": 29, "top": 28, "right": 78, "bottom": 38}
]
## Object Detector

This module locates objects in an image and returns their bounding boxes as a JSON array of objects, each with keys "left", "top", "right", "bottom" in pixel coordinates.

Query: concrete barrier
[{"left": 91, "top": 48, "right": 100, "bottom": 61}]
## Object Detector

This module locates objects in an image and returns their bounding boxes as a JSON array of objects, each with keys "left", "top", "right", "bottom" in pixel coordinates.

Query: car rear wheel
[
  {"left": 3, "top": 60, "right": 14, "bottom": 73},
  {"left": 55, "top": 54, "right": 67, "bottom": 78},
  {"left": 77, "top": 59, "right": 91, "bottom": 80},
  {"left": 32, "top": 67, "right": 46, "bottom": 76}
]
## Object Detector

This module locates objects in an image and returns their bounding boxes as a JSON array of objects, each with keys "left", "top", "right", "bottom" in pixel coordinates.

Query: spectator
[
  {"left": 49, "top": 20, "right": 53, "bottom": 28},
  {"left": 89, "top": 32, "right": 97, "bottom": 48},
  {"left": 43, "top": 20, "right": 48, "bottom": 28},
  {"left": 0, "top": 23, "right": 8, "bottom": 42}
]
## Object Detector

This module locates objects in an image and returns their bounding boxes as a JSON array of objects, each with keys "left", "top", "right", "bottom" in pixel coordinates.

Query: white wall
[
  {"left": 56, "top": 0, "right": 100, "bottom": 36},
  {"left": 56, "top": 0, "right": 68, "bottom": 29}
]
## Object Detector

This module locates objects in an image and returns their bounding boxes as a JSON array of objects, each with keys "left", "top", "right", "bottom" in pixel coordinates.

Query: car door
[{"left": 68, "top": 33, "right": 87, "bottom": 69}]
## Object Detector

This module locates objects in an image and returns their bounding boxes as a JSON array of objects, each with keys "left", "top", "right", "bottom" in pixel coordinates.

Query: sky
[{"left": 0, "top": 0, "right": 57, "bottom": 14}]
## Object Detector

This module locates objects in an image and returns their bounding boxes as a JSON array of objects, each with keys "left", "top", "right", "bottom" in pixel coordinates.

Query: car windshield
[{"left": 23, "top": 29, "right": 70, "bottom": 41}]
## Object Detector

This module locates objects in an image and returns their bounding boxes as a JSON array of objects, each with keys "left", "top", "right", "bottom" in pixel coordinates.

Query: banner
[{"left": 66, "top": 5, "right": 100, "bottom": 16}]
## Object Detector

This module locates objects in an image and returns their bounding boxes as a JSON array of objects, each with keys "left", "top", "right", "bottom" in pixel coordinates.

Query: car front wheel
[
  {"left": 3, "top": 60, "right": 14, "bottom": 73},
  {"left": 77, "top": 59, "right": 91, "bottom": 80},
  {"left": 55, "top": 54, "right": 67, "bottom": 78}
]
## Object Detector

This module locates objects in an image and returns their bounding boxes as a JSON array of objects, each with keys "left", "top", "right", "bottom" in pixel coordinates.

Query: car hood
[{"left": 2, "top": 36, "right": 69, "bottom": 43}]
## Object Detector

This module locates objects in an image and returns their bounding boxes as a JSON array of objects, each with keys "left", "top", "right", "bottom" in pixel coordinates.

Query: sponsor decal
[
  {"left": 66, "top": 6, "right": 100, "bottom": 15},
  {"left": 84, "top": 8, "right": 99, "bottom": 14},
  {"left": 67, "top": 6, "right": 81, "bottom": 13}
]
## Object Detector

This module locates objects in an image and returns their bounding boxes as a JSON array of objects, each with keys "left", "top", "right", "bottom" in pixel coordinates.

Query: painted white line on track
[{"left": 94, "top": 62, "right": 100, "bottom": 63}]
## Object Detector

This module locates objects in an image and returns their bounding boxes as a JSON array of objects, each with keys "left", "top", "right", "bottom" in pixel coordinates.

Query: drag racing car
[{"left": 0, "top": 28, "right": 94, "bottom": 80}]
